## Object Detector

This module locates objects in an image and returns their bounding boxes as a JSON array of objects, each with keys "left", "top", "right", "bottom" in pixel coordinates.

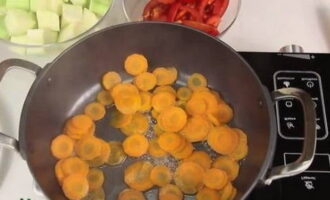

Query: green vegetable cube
[
  {"left": 48, "top": 0, "right": 63, "bottom": 14},
  {"left": 61, "top": 4, "right": 82, "bottom": 27},
  {"left": 0, "top": 15, "right": 9, "bottom": 39},
  {"left": 10, "top": 35, "right": 27, "bottom": 55},
  {"left": 26, "top": 29, "right": 58, "bottom": 55},
  {"left": 58, "top": 22, "right": 80, "bottom": 42},
  {"left": 6, "top": 0, "right": 30, "bottom": 10},
  {"left": 0, "top": 0, "right": 5, "bottom": 6},
  {"left": 0, "top": 7, "right": 6, "bottom": 15},
  {"left": 70, "top": 0, "right": 88, "bottom": 7},
  {"left": 30, "top": 0, "right": 47, "bottom": 12},
  {"left": 79, "top": 8, "right": 98, "bottom": 32},
  {"left": 5, "top": 9, "right": 36, "bottom": 36},
  {"left": 89, "top": 0, "right": 110, "bottom": 17},
  {"left": 37, "top": 10, "right": 60, "bottom": 31}
]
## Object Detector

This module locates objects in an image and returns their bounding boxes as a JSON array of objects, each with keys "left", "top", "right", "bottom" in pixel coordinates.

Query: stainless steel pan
[{"left": 0, "top": 22, "right": 316, "bottom": 200}]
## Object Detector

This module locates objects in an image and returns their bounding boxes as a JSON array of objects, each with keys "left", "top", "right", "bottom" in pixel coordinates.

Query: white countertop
[{"left": 1, "top": 0, "right": 330, "bottom": 199}]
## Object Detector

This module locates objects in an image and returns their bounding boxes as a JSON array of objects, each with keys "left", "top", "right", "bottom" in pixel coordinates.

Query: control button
[
  {"left": 274, "top": 71, "right": 328, "bottom": 140},
  {"left": 284, "top": 153, "right": 330, "bottom": 173}
]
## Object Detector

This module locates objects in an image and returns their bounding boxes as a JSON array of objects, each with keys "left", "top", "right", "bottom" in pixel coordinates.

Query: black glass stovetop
[{"left": 239, "top": 52, "right": 330, "bottom": 200}]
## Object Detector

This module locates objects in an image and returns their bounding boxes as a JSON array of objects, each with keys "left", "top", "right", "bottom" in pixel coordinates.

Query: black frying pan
[{"left": 0, "top": 22, "right": 316, "bottom": 200}]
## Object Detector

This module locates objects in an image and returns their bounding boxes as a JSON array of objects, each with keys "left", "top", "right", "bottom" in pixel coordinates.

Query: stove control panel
[{"left": 274, "top": 71, "right": 328, "bottom": 140}]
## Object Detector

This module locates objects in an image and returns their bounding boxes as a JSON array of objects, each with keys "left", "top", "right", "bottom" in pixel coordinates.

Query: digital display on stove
[{"left": 240, "top": 52, "right": 330, "bottom": 200}]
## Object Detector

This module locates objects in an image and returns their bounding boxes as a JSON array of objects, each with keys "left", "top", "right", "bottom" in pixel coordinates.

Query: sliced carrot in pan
[
  {"left": 187, "top": 73, "right": 207, "bottom": 91},
  {"left": 87, "top": 140, "right": 111, "bottom": 167},
  {"left": 109, "top": 108, "right": 133, "bottom": 129},
  {"left": 118, "top": 188, "right": 146, "bottom": 200},
  {"left": 102, "top": 71, "right": 121, "bottom": 90},
  {"left": 111, "top": 83, "right": 139, "bottom": 99},
  {"left": 153, "top": 67, "right": 178, "bottom": 86},
  {"left": 148, "top": 138, "right": 168, "bottom": 158},
  {"left": 120, "top": 112, "right": 149, "bottom": 136},
  {"left": 51, "top": 134, "right": 75, "bottom": 159},
  {"left": 134, "top": 72, "right": 157, "bottom": 91},
  {"left": 153, "top": 85, "right": 177, "bottom": 96},
  {"left": 124, "top": 54, "right": 148, "bottom": 76},
  {"left": 203, "top": 168, "right": 228, "bottom": 190},
  {"left": 62, "top": 174, "right": 89, "bottom": 200},
  {"left": 158, "top": 106, "right": 187, "bottom": 132},
  {"left": 139, "top": 91, "right": 152, "bottom": 112},
  {"left": 159, "top": 184, "right": 183, "bottom": 200},
  {"left": 87, "top": 168, "right": 104, "bottom": 191},
  {"left": 124, "top": 161, "right": 154, "bottom": 191},
  {"left": 158, "top": 132, "right": 183, "bottom": 152},
  {"left": 96, "top": 90, "right": 114, "bottom": 106},
  {"left": 212, "top": 156, "right": 239, "bottom": 181},
  {"left": 150, "top": 165, "right": 172, "bottom": 187},
  {"left": 196, "top": 187, "right": 220, "bottom": 200},
  {"left": 177, "top": 87, "right": 192, "bottom": 101},
  {"left": 151, "top": 91, "right": 176, "bottom": 112},
  {"left": 61, "top": 156, "right": 89, "bottom": 177},
  {"left": 75, "top": 137, "right": 102, "bottom": 160},
  {"left": 184, "top": 151, "right": 212, "bottom": 170},
  {"left": 180, "top": 116, "right": 211, "bottom": 142},
  {"left": 83, "top": 187, "right": 105, "bottom": 200},
  {"left": 55, "top": 159, "right": 65, "bottom": 185},
  {"left": 84, "top": 102, "right": 106, "bottom": 121},
  {"left": 174, "top": 161, "right": 204, "bottom": 194},
  {"left": 218, "top": 182, "right": 234, "bottom": 200},
  {"left": 207, "top": 126, "right": 239, "bottom": 155},
  {"left": 123, "top": 134, "right": 149, "bottom": 157},
  {"left": 107, "top": 141, "right": 127, "bottom": 166}
]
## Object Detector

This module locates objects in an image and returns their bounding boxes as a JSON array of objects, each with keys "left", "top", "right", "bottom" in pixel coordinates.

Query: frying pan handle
[
  {"left": 263, "top": 88, "right": 316, "bottom": 185},
  {"left": 0, "top": 59, "right": 42, "bottom": 152}
]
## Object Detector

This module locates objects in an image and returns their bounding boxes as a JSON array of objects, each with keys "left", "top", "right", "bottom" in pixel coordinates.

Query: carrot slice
[
  {"left": 75, "top": 137, "right": 103, "bottom": 160},
  {"left": 118, "top": 188, "right": 146, "bottom": 200},
  {"left": 229, "top": 187, "right": 237, "bottom": 200},
  {"left": 153, "top": 67, "right": 178, "bottom": 86},
  {"left": 158, "top": 132, "right": 184, "bottom": 152},
  {"left": 120, "top": 112, "right": 149, "bottom": 136},
  {"left": 207, "top": 103, "right": 233, "bottom": 125},
  {"left": 55, "top": 159, "right": 65, "bottom": 185},
  {"left": 210, "top": 90, "right": 224, "bottom": 104},
  {"left": 212, "top": 156, "right": 239, "bottom": 181},
  {"left": 151, "top": 109, "right": 160, "bottom": 119},
  {"left": 184, "top": 151, "right": 211, "bottom": 170},
  {"left": 158, "top": 106, "right": 187, "bottom": 132},
  {"left": 134, "top": 72, "right": 157, "bottom": 91},
  {"left": 196, "top": 187, "right": 220, "bottom": 200},
  {"left": 159, "top": 184, "right": 183, "bottom": 200},
  {"left": 153, "top": 123, "right": 165, "bottom": 136},
  {"left": 84, "top": 102, "right": 106, "bottom": 121},
  {"left": 96, "top": 90, "right": 114, "bottom": 106},
  {"left": 187, "top": 73, "right": 207, "bottom": 90},
  {"left": 61, "top": 156, "right": 89, "bottom": 177},
  {"left": 171, "top": 139, "right": 193, "bottom": 160},
  {"left": 203, "top": 168, "right": 228, "bottom": 190},
  {"left": 114, "top": 93, "right": 141, "bottom": 115},
  {"left": 66, "top": 115, "right": 94, "bottom": 140},
  {"left": 139, "top": 91, "right": 152, "bottom": 112},
  {"left": 83, "top": 188, "right": 105, "bottom": 200},
  {"left": 109, "top": 109, "right": 133, "bottom": 129},
  {"left": 102, "top": 71, "right": 121, "bottom": 90},
  {"left": 87, "top": 140, "right": 111, "bottom": 167},
  {"left": 123, "top": 134, "right": 149, "bottom": 157},
  {"left": 153, "top": 85, "right": 177, "bottom": 96},
  {"left": 124, "top": 54, "right": 148, "bottom": 76},
  {"left": 124, "top": 161, "right": 154, "bottom": 191},
  {"left": 62, "top": 174, "right": 89, "bottom": 200},
  {"left": 177, "top": 87, "right": 192, "bottom": 101},
  {"left": 174, "top": 161, "right": 205, "bottom": 194},
  {"left": 87, "top": 168, "right": 104, "bottom": 191},
  {"left": 185, "top": 96, "right": 207, "bottom": 116},
  {"left": 51, "top": 134, "right": 75, "bottom": 159},
  {"left": 229, "top": 128, "right": 248, "bottom": 160},
  {"left": 150, "top": 165, "right": 173, "bottom": 187},
  {"left": 111, "top": 83, "right": 139, "bottom": 99},
  {"left": 107, "top": 141, "right": 127, "bottom": 166},
  {"left": 148, "top": 138, "right": 168, "bottom": 158},
  {"left": 218, "top": 182, "right": 234, "bottom": 200},
  {"left": 207, "top": 126, "right": 239, "bottom": 155},
  {"left": 180, "top": 116, "right": 211, "bottom": 142},
  {"left": 151, "top": 92, "right": 176, "bottom": 112}
]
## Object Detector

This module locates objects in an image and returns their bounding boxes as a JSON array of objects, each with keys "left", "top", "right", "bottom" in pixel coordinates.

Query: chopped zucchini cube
[
  {"left": 5, "top": 9, "right": 36, "bottom": 36},
  {"left": 70, "top": 0, "right": 88, "bottom": 7},
  {"left": 6, "top": 0, "right": 30, "bottom": 10},
  {"left": 0, "top": 6, "right": 6, "bottom": 15},
  {"left": 26, "top": 29, "right": 58, "bottom": 55},
  {"left": 61, "top": 4, "right": 82, "bottom": 27},
  {"left": 80, "top": 8, "right": 98, "bottom": 32},
  {"left": 37, "top": 10, "right": 60, "bottom": 31},
  {"left": 0, "top": 15, "right": 9, "bottom": 39},
  {"left": 89, "top": 0, "right": 110, "bottom": 16},
  {"left": 0, "top": 0, "right": 5, "bottom": 6},
  {"left": 58, "top": 22, "right": 80, "bottom": 42},
  {"left": 30, "top": 0, "right": 47, "bottom": 12},
  {"left": 10, "top": 35, "right": 27, "bottom": 54},
  {"left": 48, "top": 0, "right": 63, "bottom": 14}
]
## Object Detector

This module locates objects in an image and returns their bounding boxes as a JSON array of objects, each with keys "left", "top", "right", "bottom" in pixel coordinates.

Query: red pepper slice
[
  {"left": 182, "top": 20, "right": 219, "bottom": 36},
  {"left": 168, "top": 2, "right": 181, "bottom": 22},
  {"left": 180, "top": 5, "right": 203, "bottom": 22},
  {"left": 143, "top": 0, "right": 161, "bottom": 20},
  {"left": 198, "top": 0, "right": 209, "bottom": 15},
  {"left": 180, "top": 0, "right": 197, "bottom": 3},
  {"left": 206, "top": 15, "right": 221, "bottom": 26},
  {"left": 151, "top": 4, "right": 169, "bottom": 20},
  {"left": 157, "top": 0, "right": 176, "bottom": 4},
  {"left": 213, "top": 0, "right": 229, "bottom": 17}
]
